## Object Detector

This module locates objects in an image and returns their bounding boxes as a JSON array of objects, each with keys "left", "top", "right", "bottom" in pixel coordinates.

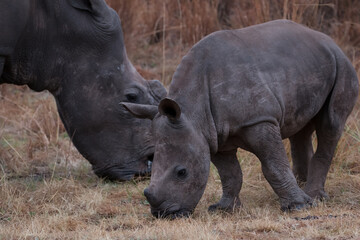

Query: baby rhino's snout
[{"left": 144, "top": 187, "right": 161, "bottom": 208}]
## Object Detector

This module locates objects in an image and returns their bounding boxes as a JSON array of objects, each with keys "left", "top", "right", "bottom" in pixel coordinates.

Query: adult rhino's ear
[
  {"left": 120, "top": 102, "right": 158, "bottom": 120},
  {"left": 68, "top": 0, "right": 110, "bottom": 22},
  {"left": 148, "top": 80, "right": 167, "bottom": 102},
  {"left": 159, "top": 98, "right": 181, "bottom": 121}
]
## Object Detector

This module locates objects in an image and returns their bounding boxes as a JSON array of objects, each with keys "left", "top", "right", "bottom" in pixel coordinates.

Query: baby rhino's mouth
[{"left": 151, "top": 207, "right": 193, "bottom": 219}]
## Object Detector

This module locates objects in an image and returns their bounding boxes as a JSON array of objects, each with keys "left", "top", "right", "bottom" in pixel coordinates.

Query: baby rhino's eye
[
  {"left": 178, "top": 169, "right": 186, "bottom": 177},
  {"left": 175, "top": 166, "right": 188, "bottom": 179}
]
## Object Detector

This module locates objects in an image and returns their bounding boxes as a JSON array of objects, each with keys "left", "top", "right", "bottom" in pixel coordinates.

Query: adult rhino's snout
[
  {"left": 134, "top": 154, "right": 153, "bottom": 177},
  {"left": 93, "top": 154, "right": 153, "bottom": 181}
]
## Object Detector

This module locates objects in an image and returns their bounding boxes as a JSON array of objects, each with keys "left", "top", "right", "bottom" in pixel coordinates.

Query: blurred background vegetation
[{"left": 107, "top": 0, "right": 360, "bottom": 85}]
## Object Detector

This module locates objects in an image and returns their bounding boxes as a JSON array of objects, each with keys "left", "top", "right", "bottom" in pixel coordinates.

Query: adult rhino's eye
[
  {"left": 126, "top": 93, "right": 138, "bottom": 103},
  {"left": 176, "top": 166, "right": 187, "bottom": 179}
]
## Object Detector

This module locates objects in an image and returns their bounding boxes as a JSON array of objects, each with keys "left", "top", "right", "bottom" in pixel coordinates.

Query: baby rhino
[{"left": 122, "top": 20, "right": 359, "bottom": 218}]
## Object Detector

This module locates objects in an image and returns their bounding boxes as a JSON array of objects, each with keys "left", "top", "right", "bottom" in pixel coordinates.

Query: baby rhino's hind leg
[
  {"left": 304, "top": 111, "right": 348, "bottom": 200},
  {"left": 305, "top": 58, "right": 358, "bottom": 200},
  {"left": 289, "top": 123, "right": 315, "bottom": 185},
  {"left": 304, "top": 120, "right": 343, "bottom": 200},
  {"left": 242, "top": 123, "right": 312, "bottom": 211}
]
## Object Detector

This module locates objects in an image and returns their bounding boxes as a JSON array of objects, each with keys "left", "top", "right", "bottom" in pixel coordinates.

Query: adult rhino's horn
[
  {"left": 159, "top": 98, "right": 181, "bottom": 121},
  {"left": 69, "top": 0, "right": 111, "bottom": 22},
  {"left": 120, "top": 102, "right": 158, "bottom": 120}
]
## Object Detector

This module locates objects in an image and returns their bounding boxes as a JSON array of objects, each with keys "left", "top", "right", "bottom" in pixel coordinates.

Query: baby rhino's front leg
[{"left": 209, "top": 150, "right": 242, "bottom": 212}]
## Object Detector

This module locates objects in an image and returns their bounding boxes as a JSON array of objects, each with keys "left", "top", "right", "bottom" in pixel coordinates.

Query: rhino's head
[
  {"left": 24, "top": 0, "right": 167, "bottom": 180},
  {"left": 2, "top": 0, "right": 167, "bottom": 180},
  {"left": 122, "top": 98, "right": 211, "bottom": 217}
]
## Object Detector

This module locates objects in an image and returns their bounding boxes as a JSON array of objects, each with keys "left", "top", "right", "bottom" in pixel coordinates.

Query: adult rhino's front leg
[
  {"left": 242, "top": 123, "right": 313, "bottom": 211},
  {"left": 208, "top": 150, "right": 242, "bottom": 212}
]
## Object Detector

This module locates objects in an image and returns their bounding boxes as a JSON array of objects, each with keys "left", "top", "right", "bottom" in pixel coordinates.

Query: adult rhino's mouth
[
  {"left": 93, "top": 154, "right": 154, "bottom": 181},
  {"left": 134, "top": 154, "right": 153, "bottom": 177}
]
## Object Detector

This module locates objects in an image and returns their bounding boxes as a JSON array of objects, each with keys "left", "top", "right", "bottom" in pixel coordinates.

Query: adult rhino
[
  {"left": 0, "top": 0, "right": 166, "bottom": 180},
  {"left": 123, "top": 20, "right": 359, "bottom": 217}
]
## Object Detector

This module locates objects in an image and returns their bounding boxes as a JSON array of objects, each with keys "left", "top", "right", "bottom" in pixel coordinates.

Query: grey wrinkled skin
[
  {"left": 123, "top": 20, "right": 359, "bottom": 218},
  {"left": 0, "top": 0, "right": 167, "bottom": 181}
]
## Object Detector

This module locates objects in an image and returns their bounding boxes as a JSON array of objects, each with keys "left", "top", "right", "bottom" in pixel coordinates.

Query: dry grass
[{"left": 1, "top": 0, "right": 360, "bottom": 239}]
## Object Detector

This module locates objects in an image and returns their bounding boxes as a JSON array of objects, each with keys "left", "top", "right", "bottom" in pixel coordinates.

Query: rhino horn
[{"left": 120, "top": 102, "right": 158, "bottom": 120}]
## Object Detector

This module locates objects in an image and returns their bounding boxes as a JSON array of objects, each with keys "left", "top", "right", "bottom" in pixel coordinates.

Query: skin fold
[
  {"left": 0, "top": 0, "right": 166, "bottom": 181},
  {"left": 123, "top": 20, "right": 359, "bottom": 217}
]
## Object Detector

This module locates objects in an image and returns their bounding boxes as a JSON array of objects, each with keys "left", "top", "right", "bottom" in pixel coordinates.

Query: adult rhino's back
[{"left": 171, "top": 20, "right": 356, "bottom": 139}]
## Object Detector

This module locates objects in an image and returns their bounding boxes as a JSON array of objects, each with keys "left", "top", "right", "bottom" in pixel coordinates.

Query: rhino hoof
[
  {"left": 305, "top": 189, "right": 330, "bottom": 201},
  {"left": 280, "top": 191, "right": 314, "bottom": 212},
  {"left": 319, "top": 192, "right": 330, "bottom": 201},
  {"left": 281, "top": 197, "right": 313, "bottom": 212}
]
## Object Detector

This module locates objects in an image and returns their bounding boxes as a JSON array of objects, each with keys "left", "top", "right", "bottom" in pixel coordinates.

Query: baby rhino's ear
[
  {"left": 159, "top": 98, "right": 181, "bottom": 121},
  {"left": 120, "top": 102, "right": 158, "bottom": 120}
]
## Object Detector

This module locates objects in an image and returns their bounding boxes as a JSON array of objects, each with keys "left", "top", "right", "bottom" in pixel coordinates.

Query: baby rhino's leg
[
  {"left": 209, "top": 150, "right": 242, "bottom": 212},
  {"left": 289, "top": 122, "right": 315, "bottom": 184},
  {"left": 242, "top": 123, "right": 312, "bottom": 211}
]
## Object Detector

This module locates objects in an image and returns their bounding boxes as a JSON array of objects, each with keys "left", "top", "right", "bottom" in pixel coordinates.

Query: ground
[{"left": 1, "top": 81, "right": 359, "bottom": 240}]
